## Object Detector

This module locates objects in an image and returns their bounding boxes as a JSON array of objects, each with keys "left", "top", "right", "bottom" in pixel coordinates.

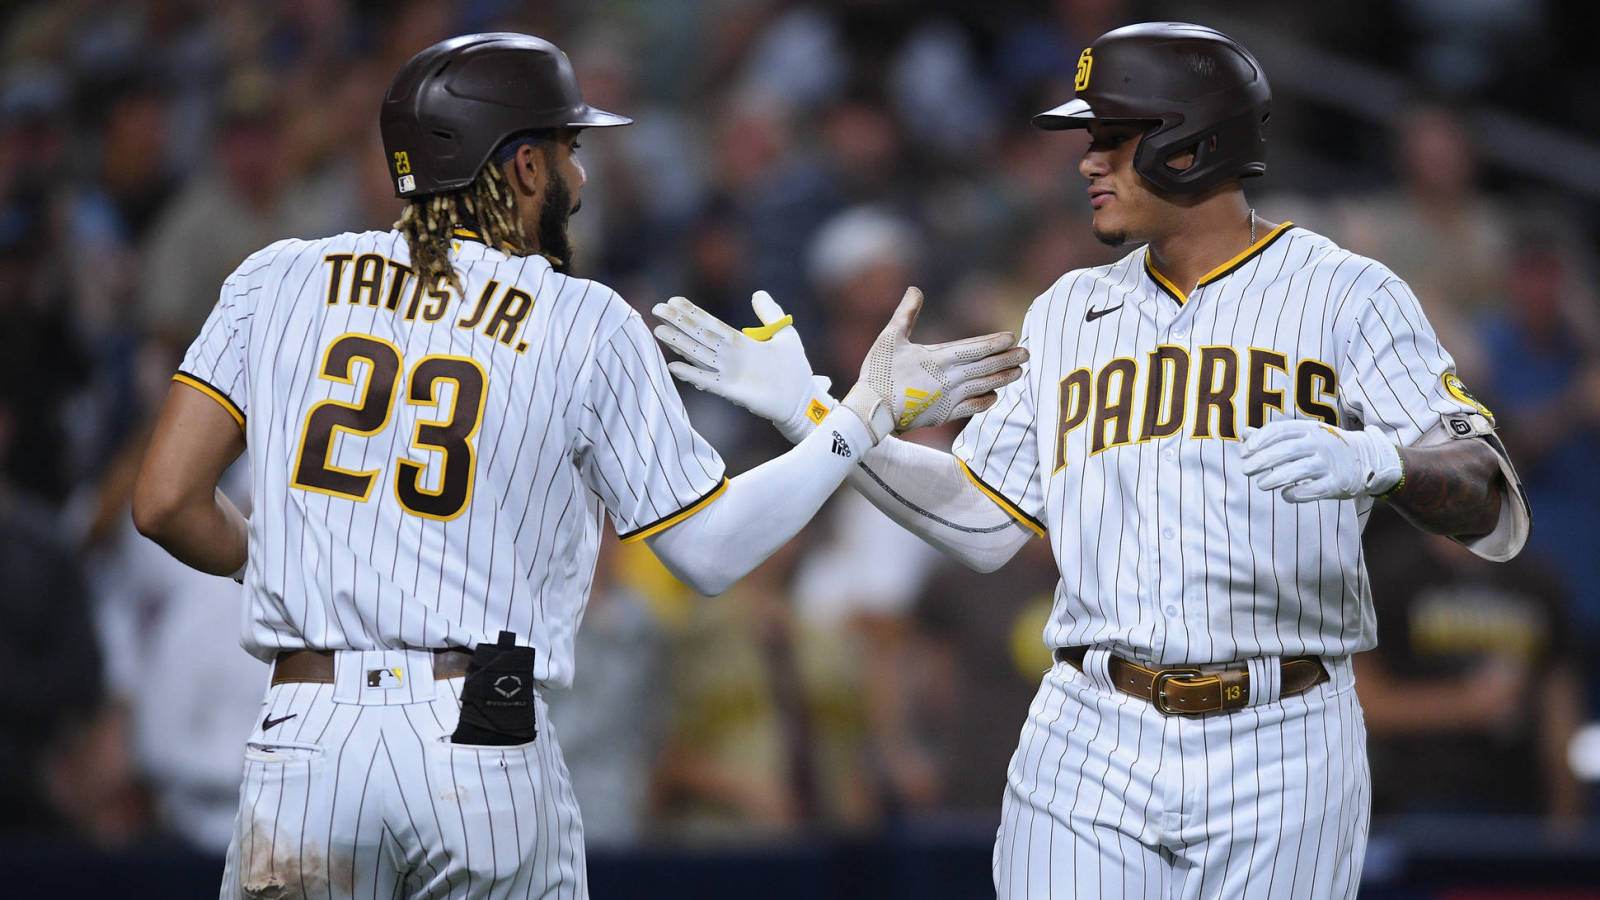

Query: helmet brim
[
  {"left": 568, "top": 106, "right": 632, "bottom": 128},
  {"left": 1031, "top": 98, "right": 1095, "bottom": 131}
]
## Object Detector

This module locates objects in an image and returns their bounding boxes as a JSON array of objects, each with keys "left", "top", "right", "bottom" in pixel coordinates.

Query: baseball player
[
  {"left": 653, "top": 22, "right": 1531, "bottom": 899},
  {"left": 130, "top": 33, "right": 1025, "bottom": 899}
]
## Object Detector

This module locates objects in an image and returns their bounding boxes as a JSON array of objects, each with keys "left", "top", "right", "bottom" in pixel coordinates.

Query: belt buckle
[{"left": 1152, "top": 667, "right": 1205, "bottom": 716}]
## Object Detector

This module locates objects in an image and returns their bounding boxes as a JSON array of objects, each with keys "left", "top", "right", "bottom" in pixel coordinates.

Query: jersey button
[
  {"left": 1164, "top": 605, "right": 1179, "bottom": 617},
  {"left": 1173, "top": 330, "right": 1188, "bottom": 340},
  {"left": 1162, "top": 527, "right": 1175, "bottom": 540},
  {"left": 1163, "top": 448, "right": 1176, "bottom": 461}
]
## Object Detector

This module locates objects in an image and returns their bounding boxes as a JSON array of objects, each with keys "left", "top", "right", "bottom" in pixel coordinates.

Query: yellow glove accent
[
  {"left": 806, "top": 399, "right": 830, "bottom": 425},
  {"left": 896, "top": 387, "right": 942, "bottom": 430},
  {"left": 740, "top": 315, "right": 794, "bottom": 342}
]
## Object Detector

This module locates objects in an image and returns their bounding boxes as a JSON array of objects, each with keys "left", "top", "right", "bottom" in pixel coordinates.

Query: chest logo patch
[{"left": 1085, "top": 303, "right": 1123, "bottom": 322}]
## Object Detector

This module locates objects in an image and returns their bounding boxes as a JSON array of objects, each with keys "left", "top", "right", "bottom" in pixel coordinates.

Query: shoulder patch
[{"left": 1442, "top": 372, "right": 1493, "bottom": 421}]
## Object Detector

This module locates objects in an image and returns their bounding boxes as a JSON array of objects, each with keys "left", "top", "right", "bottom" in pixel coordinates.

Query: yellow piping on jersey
[
  {"left": 1197, "top": 221, "right": 1294, "bottom": 286},
  {"left": 173, "top": 372, "right": 245, "bottom": 433},
  {"left": 1144, "top": 261, "right": 1189, "bottom": 305},
  {"left": 1144, "top": 221, "right": 1295, "bottom": 304},
  {"left": 957, "top": 459, "right": 1045, "bottom": 538},
  {"left": 451, "top": 227, "right": 520, "bottom": 255},
  {"left": 618, "top": 478, "right": 730, "bottom": 544}
]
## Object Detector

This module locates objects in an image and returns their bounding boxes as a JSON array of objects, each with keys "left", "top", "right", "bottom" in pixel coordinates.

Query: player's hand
[
  {"left": 840, "top": 287, "right": 1027, "bottom": 444},
  {"left": 1240, "top": 419, "right": 1402, "bottom": 502},
  {"left": 652, "top": 291, "right": 835, "bottom": 442}
]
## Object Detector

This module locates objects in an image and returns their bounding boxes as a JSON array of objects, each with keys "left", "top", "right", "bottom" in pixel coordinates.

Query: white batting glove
[
  {"left": 840, "top": 287, "right": 1028, "bottom": 444},
  {"left": 1240, "top": 419, "right": 1403, "bottom": 502},
  {"left": 652, "top": 291, "right": 836, "bottom": 442}
]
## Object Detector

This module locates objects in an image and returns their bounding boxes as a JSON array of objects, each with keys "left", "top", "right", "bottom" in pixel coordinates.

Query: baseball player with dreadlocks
[
  {"left": 653, "top": 22, "right": 1531, "bottom": 899},
  {"left": 131, "top": 32, "right": 1024, "bottom": 899}
]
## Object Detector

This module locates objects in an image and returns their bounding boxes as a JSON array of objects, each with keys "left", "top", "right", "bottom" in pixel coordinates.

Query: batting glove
[
  {"left": 1241, "top": 419, "right": 1403, "bottom": 502},
  {"left": 839, "top": 287, "right": 1027, "bottom": 444},
  {"left": 652, "top": 291, "right": 835, "bottom": 442}
]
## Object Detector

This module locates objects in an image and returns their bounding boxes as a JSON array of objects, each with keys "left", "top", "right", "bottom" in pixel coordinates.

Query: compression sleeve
[
  {"left": 842, "top": 436, "right": 1033, "bottom": 573},
  {"left": 647, "top": 406, "right": 874, "bottom": 594},
  {"left": 773, "top": 398, "right": 1033, "bottom": 572}
]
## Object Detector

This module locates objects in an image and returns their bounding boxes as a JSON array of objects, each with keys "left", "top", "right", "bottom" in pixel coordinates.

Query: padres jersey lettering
[
  {"left": 179, "top": 229, "right": 725, "bottom": 687},
  {"left": 1053, "top": 344, "right": 1343, "bottom": 458},
  {"left": 955, "top": 224, "right": 1484, "bottom": 665}
]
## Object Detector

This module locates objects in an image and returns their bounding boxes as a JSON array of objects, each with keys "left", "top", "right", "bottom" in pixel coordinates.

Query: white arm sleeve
[
  {"left": 762, "top": 308, "right": 1042, "bottom": 572},
  {"left": 842, "top": 437, "right": 1033, "bottom": 573},
  {"left": 647, "top": 407, "right": 873, "bottom": 595}
]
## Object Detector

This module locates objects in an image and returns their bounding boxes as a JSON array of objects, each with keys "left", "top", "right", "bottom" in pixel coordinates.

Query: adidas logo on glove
[{"left": 897, "top": 388, "right": 942, "bottom": 430}]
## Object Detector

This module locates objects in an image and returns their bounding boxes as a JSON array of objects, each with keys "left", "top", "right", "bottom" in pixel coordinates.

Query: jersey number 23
[{"left": 291, "top": 333, "right": 487, "bottom": 520}]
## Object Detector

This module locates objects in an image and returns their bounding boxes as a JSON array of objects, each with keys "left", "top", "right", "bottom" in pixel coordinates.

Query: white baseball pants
[
  {"left": 220, "top": 649, "right": 586, "bottom": 899},
  {"left": 994, "top": 653, "right": 1369, "bottom": 899}
]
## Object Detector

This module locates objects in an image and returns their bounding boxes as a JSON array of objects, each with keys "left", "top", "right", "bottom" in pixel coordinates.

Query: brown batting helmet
[
  {"left": 1034, "top": 22, "right": 1270, "bottom": 194},
  {"left": 379, "top": 33, "right": 630, "bottom": 199}
]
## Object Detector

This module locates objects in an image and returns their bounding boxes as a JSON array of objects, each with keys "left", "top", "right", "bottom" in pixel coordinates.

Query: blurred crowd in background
[{"left": 2, "top": 0, "right": 1598, "bottom": 864}]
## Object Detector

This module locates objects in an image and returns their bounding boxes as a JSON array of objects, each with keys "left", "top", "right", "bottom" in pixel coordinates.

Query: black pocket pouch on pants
[{"left": 451, "top": 631, "right": 538, "bottom": 746}]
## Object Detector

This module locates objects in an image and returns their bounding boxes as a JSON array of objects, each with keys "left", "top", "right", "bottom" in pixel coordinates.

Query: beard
[
  {"left": 1092, "top": 224, "right": 1127, "bottom": 247},
  {"left": 537, "top": 175, "right": 577, "bottom": 274}
]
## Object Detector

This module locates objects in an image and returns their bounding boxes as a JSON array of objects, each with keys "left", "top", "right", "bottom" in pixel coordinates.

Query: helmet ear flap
[
  {"left": 1158, "top": 134, "right": 1218, "bottom": 176},
  {"left": 1130, "top": 124, "right": 1192, "bottom": 194},
  {"left": 1133, "top": 106, "right": 1268, "bottom": 194}
]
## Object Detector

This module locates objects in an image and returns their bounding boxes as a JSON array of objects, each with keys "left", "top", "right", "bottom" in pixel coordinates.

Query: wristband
[{"left": 1379, "top": 451, "right": 1406, "bottom": 498}]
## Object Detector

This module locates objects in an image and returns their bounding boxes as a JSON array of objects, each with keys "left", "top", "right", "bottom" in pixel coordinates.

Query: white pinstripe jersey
[
  {"left": 953, "top": 223, "right": 1483, "bottom": 665},
  {"left": 178, "top": 229, "right": 725, "bottom": 686}
]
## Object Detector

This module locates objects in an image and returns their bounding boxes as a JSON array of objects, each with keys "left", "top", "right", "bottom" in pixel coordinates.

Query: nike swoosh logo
[
  {"left": 262, "top": 713, "right": 298, "bottom": 732},
  {"left": 1085, "top": 303, "right": 1123, "bottom": 322}
]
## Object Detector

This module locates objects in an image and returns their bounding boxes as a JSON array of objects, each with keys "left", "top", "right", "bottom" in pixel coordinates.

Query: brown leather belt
[
  {"left": 1053, "top": 646, "right": 1329, "bottom": 716},
  {"left": 271, "top": 649, "right": 473, "bottom": 686}
]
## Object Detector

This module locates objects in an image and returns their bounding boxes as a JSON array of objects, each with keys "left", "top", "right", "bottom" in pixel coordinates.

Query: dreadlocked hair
[{"left": 395, "top": 157, "right": 526, "bottom": 294}]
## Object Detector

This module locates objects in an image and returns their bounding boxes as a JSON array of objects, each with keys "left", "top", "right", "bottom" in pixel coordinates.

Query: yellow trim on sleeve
[
  {"left": 957, "top": 459, "right": 1045, "bottom": 539},
  {"left": 172, "top": 373, "right": 246, "bottom": 433},
  {"left": 741, "top": 315, "right": 794, "bottom": 342},
  {"left": 618, "top": 478, "right": 730, "bottom": 544}
]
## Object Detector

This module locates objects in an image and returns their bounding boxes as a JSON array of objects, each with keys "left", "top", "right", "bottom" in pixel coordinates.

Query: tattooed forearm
[{"left": 1388, "top": 439, "right": 1503, "bottom": 537}]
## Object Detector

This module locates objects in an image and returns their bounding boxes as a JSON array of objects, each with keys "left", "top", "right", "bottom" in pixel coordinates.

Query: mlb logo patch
[
  {"left": 367, "top": 667, "right": 403, "bottom": 689},
  {"left": 398, "top": 174, "right": 415, "bottom": 193}
]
